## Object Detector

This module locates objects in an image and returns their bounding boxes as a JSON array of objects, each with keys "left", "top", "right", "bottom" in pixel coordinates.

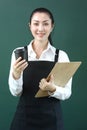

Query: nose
[{"left": 38, "top": 24, "right": 44, "bottom": 32}]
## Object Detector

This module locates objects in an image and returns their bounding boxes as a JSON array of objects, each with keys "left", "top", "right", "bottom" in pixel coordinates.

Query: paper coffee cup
[{"left": 14, "top": 48, "right": 27, "bottom": 60}]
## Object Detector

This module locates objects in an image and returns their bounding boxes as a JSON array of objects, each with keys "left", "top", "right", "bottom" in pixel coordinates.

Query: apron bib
[{"left": 10, "top": 47, "right": 64, "bottom": 130}]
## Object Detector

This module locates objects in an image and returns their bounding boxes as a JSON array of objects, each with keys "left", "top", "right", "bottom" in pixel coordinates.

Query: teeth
[
  {"left": 37, "top": 33, "right": 44, "bottom": 34},
  {"left": 37, "top": 33, "right": 44, "bottom": 35}
]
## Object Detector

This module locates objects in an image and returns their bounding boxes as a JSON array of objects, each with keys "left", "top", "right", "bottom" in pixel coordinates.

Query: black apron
[{"left": 10, "top": 47, "right": 64, "bottom": 130}]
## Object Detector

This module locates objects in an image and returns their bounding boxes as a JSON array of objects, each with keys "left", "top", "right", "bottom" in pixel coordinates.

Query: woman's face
[{"left": 29, "top": 12, "right": 53, "bottom": 42}]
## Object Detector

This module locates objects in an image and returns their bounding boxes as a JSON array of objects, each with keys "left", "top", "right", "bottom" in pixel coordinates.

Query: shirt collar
[
  {"left": 27, "top": 40, "right": 55, "bottom": 57},
  {"left": 46, "top": 42, "right": 55, "bottom": 55}
]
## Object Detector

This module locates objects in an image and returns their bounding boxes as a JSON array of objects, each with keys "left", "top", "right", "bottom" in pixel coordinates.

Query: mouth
[{"left": 37, "top": 33, "right": 45, "bottom": 37}]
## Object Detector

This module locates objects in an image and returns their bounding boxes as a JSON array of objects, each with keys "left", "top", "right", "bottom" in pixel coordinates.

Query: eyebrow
[{"left": 33, "top": 20, "right": 50, "bottom": 22}]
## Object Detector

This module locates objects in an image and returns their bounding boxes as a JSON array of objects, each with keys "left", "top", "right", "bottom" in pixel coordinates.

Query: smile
[{"left": 37, "top": 33, "right": 45, "bottom": 37}]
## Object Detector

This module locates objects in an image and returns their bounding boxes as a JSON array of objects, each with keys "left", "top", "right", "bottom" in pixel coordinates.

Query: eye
[
  {"left": 33, "top": 23, "right": 39, "bottom": 26},
  {"left": 43, "top": 23, "right": 49, "bottom": 26}
]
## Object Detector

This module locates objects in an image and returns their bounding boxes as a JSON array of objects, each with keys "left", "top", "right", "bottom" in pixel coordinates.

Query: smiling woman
[
  {"left": 8, "top": 7, "right": 72, "bottom": 130},
  {"left": 29, "top": 11, "right": 54, "bottom": 58},
  {"left": 29, "top": 12, "right": 53, "bottom": 43}
]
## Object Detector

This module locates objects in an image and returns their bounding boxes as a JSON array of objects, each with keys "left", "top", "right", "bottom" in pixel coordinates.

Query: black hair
[{"left": 29, "top": 7, "right": 54, "bottom": 45}]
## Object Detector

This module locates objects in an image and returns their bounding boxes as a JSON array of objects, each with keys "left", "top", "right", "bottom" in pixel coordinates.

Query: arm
[
  {"left": 39, "top": 50, "right": 72, "bottom": 100},
  {"left": 48, "top": 78, "right": 72, "bottom": 100},
  {"left": 8, "top": 50, "right": 28, "bottom": 96},
  {"left": 48, "top": 50, "right": 72, "bottom": 100}
]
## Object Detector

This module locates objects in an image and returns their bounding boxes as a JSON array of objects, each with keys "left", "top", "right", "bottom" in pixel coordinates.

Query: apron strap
[
  {"left": 24, "top": 46, "right": 28, "bottom": 61},
  {"left": 54, "top": 49, "right": 59, "bottom": 62},
  {"left": 24, "top": 46, "right": 59, "bottom": 62},
  {"left": 24, "top": 45, "right": 27, "bottom": 50}
]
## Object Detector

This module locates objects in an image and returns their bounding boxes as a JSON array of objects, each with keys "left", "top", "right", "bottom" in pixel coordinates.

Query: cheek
[
  {"left": 31, "top": 25, "right": 38, "bottom": 31},
  {"left": 46, "top": 26, "right": 53, "bottom": 32},
  {"left": 46, "top": 28, "right": 52, "bottom": 35},
  {"left": 30, "top": 27, "right": 36, "bottom": 34}
]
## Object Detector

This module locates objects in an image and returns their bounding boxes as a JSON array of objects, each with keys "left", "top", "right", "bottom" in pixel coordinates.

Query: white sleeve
[
  {"left": 48, "top": 50, "right": 72, "bottom": 100},
  {"left": 48, "top": 78, "right": 72, "bottom": 100},
  {"left": 8, "top": 50, "right": 23, "bottom": 96}
]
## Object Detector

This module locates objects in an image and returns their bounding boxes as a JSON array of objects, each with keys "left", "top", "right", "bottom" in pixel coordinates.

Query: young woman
[{"left": 8, "top": 7, "right": 72, "bottom": 130}]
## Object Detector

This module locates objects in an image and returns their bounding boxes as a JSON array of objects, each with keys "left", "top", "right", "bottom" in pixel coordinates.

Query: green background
[{"left": 0, "top": 0, "right": 87, "bottom": 130}]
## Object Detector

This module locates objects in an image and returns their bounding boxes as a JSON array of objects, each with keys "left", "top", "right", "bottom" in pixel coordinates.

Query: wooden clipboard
[{"left": 35, "top": 61, "right": 82, "bottom": 98}]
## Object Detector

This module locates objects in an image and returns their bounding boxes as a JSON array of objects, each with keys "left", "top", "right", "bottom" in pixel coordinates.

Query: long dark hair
[{"left": 29, "top": 7, "right": 54, "bottom": 45}]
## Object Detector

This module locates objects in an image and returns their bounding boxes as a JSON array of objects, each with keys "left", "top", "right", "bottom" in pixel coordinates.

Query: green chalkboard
[{"left": 0, "top": 0, "right": 87, "bottom": 130}]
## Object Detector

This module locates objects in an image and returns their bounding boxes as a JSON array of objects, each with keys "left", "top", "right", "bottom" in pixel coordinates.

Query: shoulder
[
  {"left": 49, "top": 44, "right": 70, "bottom": 62},
  {"left": 58, "top": 50, "right": 70, "bottom": 62},
  {"left": 59, "top": 49, "right": 68, "bottom": 56},
  {"left": 11, "top": 46, "right": 25, "bottom": 54},
  {"left": 11, "top": 46, "right": 24, "bottom": 59},
  {"left": 51, "top": 44, "right": 69, "bottom": 58},
  {"left": 13, "top": 46, "right": 24, "bottom": 51}
]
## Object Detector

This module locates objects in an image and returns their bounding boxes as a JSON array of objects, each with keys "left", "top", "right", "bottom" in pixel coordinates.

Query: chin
[{"left": 37, "top": 37, "right": 47, "bottom": 41}]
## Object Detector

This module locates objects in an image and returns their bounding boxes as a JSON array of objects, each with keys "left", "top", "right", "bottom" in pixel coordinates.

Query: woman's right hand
[{"left": 12, "top": 57, "right": 28, "bottom": 80}]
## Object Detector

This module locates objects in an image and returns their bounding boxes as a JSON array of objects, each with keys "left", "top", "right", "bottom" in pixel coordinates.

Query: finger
[
  {"left": 46, "top": 75, "right": 50, "bottom": 81},
  {"left": 15, "top": 57, "right": 22, "bottom": 64},
  {"left": 49, "top": 74, "right": 54, "bottom": 82},
  {"left": 41, "top": 78, "right": 46, "bottom": 83},
  {"left": 15, "top": 60, "right": 27, "bottom": 68},
  {"left": 21, "top": 62, "right": 28, "bottom": 71},
  {"left": 16, "top": 62, "right": 28, "bottom": 71},
  {"left": 40, "top": 79, "right": 48, "bottom": 89}
]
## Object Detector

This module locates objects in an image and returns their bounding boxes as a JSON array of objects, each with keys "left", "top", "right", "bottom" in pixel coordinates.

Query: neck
[{"left": 32, "top": 40, "right": 48, "bottom": 58}]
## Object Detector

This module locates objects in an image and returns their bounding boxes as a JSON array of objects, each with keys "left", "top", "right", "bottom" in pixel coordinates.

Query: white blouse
[{"left": 8, "top": 40, "right": 72, "bottom": 100}]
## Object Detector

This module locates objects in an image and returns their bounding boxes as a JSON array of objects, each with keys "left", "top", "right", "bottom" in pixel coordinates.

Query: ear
[
  {"left": 51, "top": 24, "right": 54, "bottom": 32},
  {"left": 28, "top": 23, "right": 31, "bottom": 29}
]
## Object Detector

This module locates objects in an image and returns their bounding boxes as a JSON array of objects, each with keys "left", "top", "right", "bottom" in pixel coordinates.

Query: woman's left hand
[{"left": 39, "top": 75, "right": 56, "bottom": 92}]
